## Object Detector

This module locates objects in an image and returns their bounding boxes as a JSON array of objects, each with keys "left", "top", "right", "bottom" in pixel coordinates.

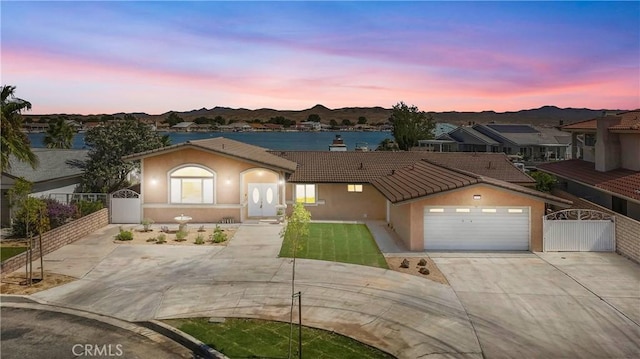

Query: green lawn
[
  {"left": 279, "top": 223, "right": 388, "bottom": 269},
  {"left": 0, "top": 247, "right": 27, "bottom": 262},
  {"left": 164, "top": 318, "right": 394, "bottom": 359}
]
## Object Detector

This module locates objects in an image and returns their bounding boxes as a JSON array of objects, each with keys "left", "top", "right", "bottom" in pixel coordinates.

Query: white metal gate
[
  {"left": 543, "top": 209, "right": 615, "bottom": 252},
  {"left": 110, "top": 189, "right": 141, "bottom": 224}
]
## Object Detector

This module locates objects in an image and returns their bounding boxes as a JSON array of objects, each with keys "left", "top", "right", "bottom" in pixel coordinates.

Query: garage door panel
[{"left": 424, "top": 207, "right": 529, "bottom": 250}]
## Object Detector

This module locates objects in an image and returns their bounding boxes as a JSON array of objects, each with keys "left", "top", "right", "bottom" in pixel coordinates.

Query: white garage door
[{"left": 424, "top": 206, "right": 530, "bottom": 250}]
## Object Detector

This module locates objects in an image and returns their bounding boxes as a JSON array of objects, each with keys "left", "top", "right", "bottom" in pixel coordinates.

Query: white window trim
[
  {"left": 168, "top": 164, "right": 216, "bottom": 204},
  {"left": 295, "top": 184, "right": 317, "bottom": 204}
]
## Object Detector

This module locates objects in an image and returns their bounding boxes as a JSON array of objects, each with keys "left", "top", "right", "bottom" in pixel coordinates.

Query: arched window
[{"left": 169, "top": 166, "right": 214, "bottom": 204}]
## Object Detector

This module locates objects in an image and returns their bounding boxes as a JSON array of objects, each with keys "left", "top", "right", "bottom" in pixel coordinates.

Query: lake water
[{"left": 27, "top": 131, "right": 393, "bottom": 151}]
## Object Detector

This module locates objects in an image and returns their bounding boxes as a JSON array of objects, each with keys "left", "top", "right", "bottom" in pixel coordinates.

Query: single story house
[
  {"left": 123, "top": 137, "right": 571, "bottom": 251},
  {"left": 1, "top": 148, "right": 88, "bottom": 227}
]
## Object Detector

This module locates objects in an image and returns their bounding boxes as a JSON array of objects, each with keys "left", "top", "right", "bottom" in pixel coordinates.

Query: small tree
[
  {"left": 78, "top": 117, "right": 164, "bottom": 193},
  {"left": 306, "top": 113, "right": 321, "bottom": 122},
  {"left": 280, "top": 203, "right": 311, "bottom": 359},
  {"left": 357, "top": 116, "right": 367, "bottom": 124},
  {"left": 530, "top": 171, "right": 557, "bottom": 193},
  {"left": 390, "top": 101, "right": 435, "bottom": 150},
  {"left": 43, "top": 118, "right": 74, "bottom": 149}
]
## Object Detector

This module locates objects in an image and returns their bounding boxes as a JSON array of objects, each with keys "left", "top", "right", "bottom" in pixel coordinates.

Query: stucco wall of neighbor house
[
  {"left": 596, "top": 117, "right": 622, "bottom": 172},
  {"left": 141, "top": 148, "right": 284, "bottom": 223},
  {"left": 565, "top": 180, "right": 612, "bottom": 209},
  {"left": 1, "top": 208, "right": 109, "bottom": 276},
  {"left": 389, "top": 200, "right": 413, "bottom": 250},
  {"left": 392, "top": 184, "right": 545, "bottom": 252},
  {"left": 284, "top": 183, "right": 386, "bottom": 221},
  {"left": 551, "top": 189, "right": 640, "bottom": 263},
  {"left": 619, "top": 134, "right": 640, "bottom": 171}
]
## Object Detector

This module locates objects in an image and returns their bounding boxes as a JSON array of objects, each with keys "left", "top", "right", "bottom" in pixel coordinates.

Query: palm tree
[
  {"left": 44, "top": 118, "right": 74, "bottom": 149},
  {"left": 1, "top": 85, "right": 38, "bottom": 171}
]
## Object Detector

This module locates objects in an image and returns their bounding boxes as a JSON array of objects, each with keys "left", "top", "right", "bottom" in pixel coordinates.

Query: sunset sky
[{"left": 2, "top": 1, "right": 638, "bottom": 115}]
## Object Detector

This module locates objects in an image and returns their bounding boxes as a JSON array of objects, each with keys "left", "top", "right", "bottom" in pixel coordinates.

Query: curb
[
  {"left": 138, "top": 320, "right": 229, "bottom": 359},
  {"left": 0, "top": 296, "right": 194, "bottom": 357}
]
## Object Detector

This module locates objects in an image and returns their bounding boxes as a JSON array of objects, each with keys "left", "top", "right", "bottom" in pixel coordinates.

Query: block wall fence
[{"left": 1, "top": 208, "right": 109, "bottom": 276}]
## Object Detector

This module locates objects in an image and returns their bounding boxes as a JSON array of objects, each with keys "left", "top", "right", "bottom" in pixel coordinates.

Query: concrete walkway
[{"left": 28, "top": 224, "right": 482, "bottom": 359}]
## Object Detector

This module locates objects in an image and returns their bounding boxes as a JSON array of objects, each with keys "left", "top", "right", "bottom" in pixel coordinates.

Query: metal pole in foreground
[{"left": 294, "top": 291, "right": 302, "bottom": 359}]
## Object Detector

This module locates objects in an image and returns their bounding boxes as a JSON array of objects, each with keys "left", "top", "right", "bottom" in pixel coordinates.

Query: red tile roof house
[
  {"left": 538, "top": 110, "right": 640, "bottom": 221},
  {"left": 123, "top": 137, "right": 571, "bottom": 252}
]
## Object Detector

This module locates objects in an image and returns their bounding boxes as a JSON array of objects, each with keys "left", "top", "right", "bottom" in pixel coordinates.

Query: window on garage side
[
  {"left": 295, "top": 184, "right": 316, "bottom": 204},
  {"left": 170, "top": 166, "right": 214, "bottom": 204},
  {"left": 347, "top": 184, "right": 363, "bottom": 192}
]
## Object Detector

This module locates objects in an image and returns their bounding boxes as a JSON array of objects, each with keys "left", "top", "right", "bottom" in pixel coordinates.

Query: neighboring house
[
  {"left": 538, "top": 110, "right": 640, "bottom": 220},
  {"left": 124, "top": 137, "right": 571, "bottom": 251},
  {"left": 1, "top": 148, "right": 88, "bottom": 227},
  {"left": 418, "top": 126, "right": 500, "bottom": 152},
  {"left": 298, "top": 121, "right": 322, "bottom": 131},
  {"left": 171, "top": 122, "right": 196, "bottom": 132},
  {"left": 472, "top": 124, "right": 571, "bottom": 160}
]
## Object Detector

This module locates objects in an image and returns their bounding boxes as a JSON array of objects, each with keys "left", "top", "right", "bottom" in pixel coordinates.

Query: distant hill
[{"left": 27, "top": 105, "right": 625, "bottom": 127}]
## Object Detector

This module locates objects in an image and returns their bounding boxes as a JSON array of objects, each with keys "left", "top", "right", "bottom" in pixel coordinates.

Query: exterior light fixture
[
  {"left": 278, "top": 179, "right": 284, "bottom": 185},
  {"left": 473, "top": 195, "right": 482, "bottom": 200},
  {"left": 225, "top": 177, "right": 232, "bottom": 185},
  {"left": 150, "top": 177, "right": 158, "bottom": 185}
]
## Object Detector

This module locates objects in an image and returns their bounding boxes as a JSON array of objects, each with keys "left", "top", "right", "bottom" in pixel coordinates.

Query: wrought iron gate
[
  {"left": 110, "top": 188, "right": 141, "bottom": 224},
  {"left": 543, "top": 209, "right": 615, "bottom": 252}
]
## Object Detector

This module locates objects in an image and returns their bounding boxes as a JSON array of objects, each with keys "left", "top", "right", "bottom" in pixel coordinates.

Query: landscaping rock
[
  {"left": 419, "top": 267, "right": 430, "bottom": 275},
  {"left": 418, "top": 258, "right": 427, "bottom": 266},
  {"left": 400, "top": 259, "right": 410, "bottom": 268}
]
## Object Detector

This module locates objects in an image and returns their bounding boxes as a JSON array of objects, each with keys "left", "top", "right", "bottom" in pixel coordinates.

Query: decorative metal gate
[
  {"left": 543, "top": 209, "right": 615, "bottom": 252},
  {"left": 110, "top": 189, "right": 141, "bottom": 224}
]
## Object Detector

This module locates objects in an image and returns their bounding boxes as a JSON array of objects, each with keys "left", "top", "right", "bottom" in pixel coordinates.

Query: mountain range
[{"left": 31, "top": 105, "right": 626, "bottom": 127}]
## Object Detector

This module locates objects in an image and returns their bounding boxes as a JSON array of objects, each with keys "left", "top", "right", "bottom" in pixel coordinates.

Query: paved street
[{"left": 1, "top": 306, "right": 191, "bottom": 359}]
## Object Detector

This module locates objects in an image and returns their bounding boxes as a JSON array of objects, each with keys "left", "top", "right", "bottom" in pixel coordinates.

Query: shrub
[
  {"left": 175, "top": 230, "right": 188, "bottom": 242},
  {"left": 75, "top": 200, "right": 104, "bottom": 218},
  {"left": 141, "top": 218, "right": 154, "bottom": 232},
  {"left": 198, "top": 225, "right": 206, "bottom": 232},
  {"left": 194, "top": 234, "right": 205, "bottom": 245},
  {"left": 211, "top": 226, "right": 228, "bottom": 243},
  {"left": 115, "top": 228, "right": 133, "bottom": 241},
  {"left": 156, "top": 233, "right": 167, "bottom": 244},
  {"left": 44, "top": 198, "right": 77, "bottom": 229},
  {"left": 12, "top": 197, "right": 51, "bottom": 237}
]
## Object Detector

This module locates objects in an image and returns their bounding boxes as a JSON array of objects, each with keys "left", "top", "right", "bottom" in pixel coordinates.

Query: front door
[{"left": 248, "top": 183, "right": 278, "bottom": 217}]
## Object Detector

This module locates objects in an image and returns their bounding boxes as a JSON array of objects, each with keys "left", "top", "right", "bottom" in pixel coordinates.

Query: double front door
[{"left": 248, "top": 183, "right": 278, "bottom": 217}]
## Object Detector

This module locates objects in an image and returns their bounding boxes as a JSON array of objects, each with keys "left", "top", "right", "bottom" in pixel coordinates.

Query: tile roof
[
  {"left": 372, "top": 160, "right": 571, "bottom": 205},
  {"left": 561, "top": 118, "right": 597, "bottom": 131},
  {"left": 538, "top": 159, "right": 640, "bottom": 201},
  {"left": 561, "top": 110, "right": 640, "bottom": 132},
  {"left": 4, "top": 148, "right": 88, "bottom": 183},
  {"left": 123, "top": 137, "right": 298, "bottom": 172},
  {"left": 608, "top": 110, "right": 640, "bottom": 132},
  {"left": 274, "top": 151, "right": 534, "bottom": 184}
]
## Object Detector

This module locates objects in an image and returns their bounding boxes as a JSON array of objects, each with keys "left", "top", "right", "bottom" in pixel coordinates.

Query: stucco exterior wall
[
  {"left": 619, "top": 134, "right": 640, "bottom": 171},
  {"left": 285, "top": 183, "right": 386, "bottom": 221},
  {"left": 141, "top": 148, "right": 284, "bottom": 223},
  {"left": 389, "top": 184, "right": 546, "bottom": 251},
  {"left": 389, "top": 200, "right": 412, "bottom": 249}
]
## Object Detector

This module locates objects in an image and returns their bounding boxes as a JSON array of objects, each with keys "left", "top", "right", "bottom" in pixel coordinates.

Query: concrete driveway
[
  {"left": 432, "top": 252, "right": 640, "bottom": 358},
  {"left": 12, "top": 223, "right": 640, "bottom": 358},
  {"left": 28, "top": 224, "right": 482, "bottom": 359}
]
